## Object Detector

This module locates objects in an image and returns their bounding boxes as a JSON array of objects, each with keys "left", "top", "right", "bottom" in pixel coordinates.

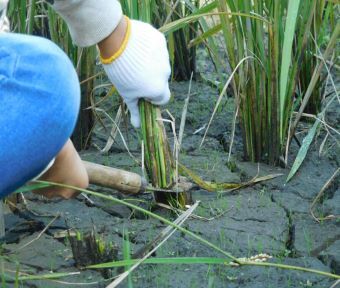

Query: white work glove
[
  {"left": 0, "top": 0, "right": 9, "bottom": 33},
  {"left": 46, "top": 0, "right": 123, "bottom": 47},
  {"left": 101, "top": 18, "right": 171, "bottom": 128},
  {"left": 49, "top": 0, "right": 171, "bottom": 128}
]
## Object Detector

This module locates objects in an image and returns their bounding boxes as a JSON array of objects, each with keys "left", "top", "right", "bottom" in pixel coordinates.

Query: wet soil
[{"left": 1, "top": 80, "right": 339, "bottom": 288}]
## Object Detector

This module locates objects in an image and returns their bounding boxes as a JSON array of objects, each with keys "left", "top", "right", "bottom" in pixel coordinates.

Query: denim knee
[{"left": 0, "top": 33, "right": 80, "bottom": 197}]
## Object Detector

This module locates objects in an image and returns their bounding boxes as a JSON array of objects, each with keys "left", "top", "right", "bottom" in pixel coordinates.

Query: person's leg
[{"left": 0, "top": 33, "right": 86, "bottom": 197}]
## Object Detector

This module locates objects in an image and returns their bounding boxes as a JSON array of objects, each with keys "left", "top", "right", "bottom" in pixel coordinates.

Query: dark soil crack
[
  {"left": 78, "top": 197, "right": 130, "bottom": 219},
  {"left": 291, "top": 189, "right": 315, "bottom": 201},
  {"left": 12, "top": 261, "right": 50, "bottom": 273},
  {"left": 229, "top": 216, "right": 268, "bottom": 223},
  {"left": 270, "top": 193, "right": 296, "bottom": 257},
  {"left": 311, "top": 234, "right": 340, "bottom": 257}
]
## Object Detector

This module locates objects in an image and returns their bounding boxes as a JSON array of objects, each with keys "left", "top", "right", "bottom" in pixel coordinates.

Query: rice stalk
[
  {"left": 120, "top": 0, "right": 188, "bottom": 207},
  {"left": 291, "top": 22, "right": 340, "bottom": 135},
  {"left": 299, "top": 1, "right": 339, "bottom": 114},
  {"left": 159, "top": 0, "right": 199, "bottom": 81},
  {"left": 139, "top": 101, "right": 187, "bottom": 206}
]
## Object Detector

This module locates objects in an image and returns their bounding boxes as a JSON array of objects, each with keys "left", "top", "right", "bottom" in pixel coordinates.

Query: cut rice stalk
[{"left": 140, "top": 100, "right": 187, "bottom": 207}]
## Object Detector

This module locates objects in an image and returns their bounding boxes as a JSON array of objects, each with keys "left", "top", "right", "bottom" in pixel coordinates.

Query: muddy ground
[{"left": 1, "top": 79, "right": 339, "bottom": 287}]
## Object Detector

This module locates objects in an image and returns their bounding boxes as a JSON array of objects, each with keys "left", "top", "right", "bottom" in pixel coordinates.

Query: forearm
[{"left": 98, "top": 16, "right": 128, "bottom": 59}]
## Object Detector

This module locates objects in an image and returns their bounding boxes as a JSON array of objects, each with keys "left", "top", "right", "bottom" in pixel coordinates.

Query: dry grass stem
[
  {"left": 227, "top": 105, "right": 238, "bottom": 163},
  {"left": 79, "top": 72, "right": 104, "bottom": 85},
  {"left": 157, "top": 202, "right": 234, "bottom": 222},
  {"left": 95, "top": 108, "right": 139, "bottom": 164},
  {"left": 16, "top": 213, "right": 60, "bottom": 251},
  {"left": 310, "top": 168, "right": 340, "bottom": 222},
  {"left": 178, "top": 72, "right": 193, "bottom": 150},
  {"left": 101, "top": 106, "right": 122, "bottom": 153},
  {"left": 329, "top": 279, "right": 340, "bottom": 288},
  {"left": 200, "top": 56, "right": 254, "bottom": 148}
]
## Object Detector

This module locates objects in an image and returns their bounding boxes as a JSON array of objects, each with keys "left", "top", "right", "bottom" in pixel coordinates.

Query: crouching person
[{"left": 0, "top": 0, "right": 171, "bottom": 199}]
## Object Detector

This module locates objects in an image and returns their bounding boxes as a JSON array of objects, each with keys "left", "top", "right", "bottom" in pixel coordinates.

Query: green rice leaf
[
  {"left": 123, "top": 231, "right": 133, "bottom": 288},
  {"left": 160, "top": 12, "right": 268, "bottom": 35},
  {"left": 279, "top": 0, "right": 301, "bottom": 138},
  {"left": 14, "top": 182, "right": 51, "bottom": 193},
  {"left": 286, "top": 119, "right": 321, "bottom": 182},
  {"left": 88, "top": 257, "right": 229, "bottom": 269},
  {"left": 188, "top": 24, "right": 222, "bottom": 47},
  {"left": 18, "top": 272, "right": 80, "bottom": 281}
]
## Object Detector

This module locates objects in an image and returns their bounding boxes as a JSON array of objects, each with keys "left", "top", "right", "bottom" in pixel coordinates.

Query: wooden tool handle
[{"left": 82, "top": 161, "right": 147, "bottom": 194}]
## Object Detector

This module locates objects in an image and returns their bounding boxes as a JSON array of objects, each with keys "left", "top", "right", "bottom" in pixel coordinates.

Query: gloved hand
[
  {"left": 49, "top": 0, "right": 171, "bottom": 128},
  {"left": 101, "top": 17, "right": 171, "bottom": 128}
]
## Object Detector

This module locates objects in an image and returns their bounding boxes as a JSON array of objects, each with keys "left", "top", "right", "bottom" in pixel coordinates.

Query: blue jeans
[{"left": 0, "top": 33, "right": 80, "bottom": 197}]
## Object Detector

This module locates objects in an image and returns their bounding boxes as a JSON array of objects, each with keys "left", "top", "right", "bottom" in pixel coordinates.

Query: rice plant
[
  {"left": 7, "top": 0, "right": 96, "bottom": 150},
  {"left": 120, "top": 0, "right": 187, "bottom": 207},
  {"left": 190, "top": 0, "right": 320, "bottom": 165},
  {"left": 298, "top": 1, "right": 338, "bottom": 114},
  {"left": 155, "top": 0, "right": 199, "bottom": 80}
]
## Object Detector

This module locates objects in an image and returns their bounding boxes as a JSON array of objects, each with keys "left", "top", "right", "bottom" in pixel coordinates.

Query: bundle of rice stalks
[
  {"left": 188, "top": 0, "right": 321, "bottom": 165},
  {"left": 298, "top": 0, "right": 338, "bottom": 114},
  {"left": 121, "top": 0, "right": 188, "bottom": 207}
]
